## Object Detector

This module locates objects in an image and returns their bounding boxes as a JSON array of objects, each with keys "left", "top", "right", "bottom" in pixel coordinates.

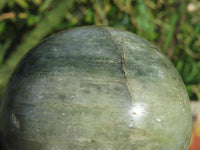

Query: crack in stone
[{"left": 103, "top": 27, "right": 135, "bottom": 102}]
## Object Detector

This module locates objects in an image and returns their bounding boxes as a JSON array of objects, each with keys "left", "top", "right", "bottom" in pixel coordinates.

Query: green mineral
[{"left": 0, "top": 26, "right": 192, "bottom": 150}]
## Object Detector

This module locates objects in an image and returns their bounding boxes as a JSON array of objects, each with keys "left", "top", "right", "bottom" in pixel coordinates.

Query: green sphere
[{"left": 0, "top": 26, "right": 192, "bottom": 150}]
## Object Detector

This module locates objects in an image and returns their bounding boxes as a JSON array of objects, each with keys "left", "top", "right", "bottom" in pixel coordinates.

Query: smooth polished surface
[{"left": 0, "top": 26, "right": 192, "bottom": 150}]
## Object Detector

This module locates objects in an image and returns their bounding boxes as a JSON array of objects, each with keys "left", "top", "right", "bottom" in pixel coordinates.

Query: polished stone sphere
[{"left": 0, "top": 26, "right": 192, "bottom": 150}]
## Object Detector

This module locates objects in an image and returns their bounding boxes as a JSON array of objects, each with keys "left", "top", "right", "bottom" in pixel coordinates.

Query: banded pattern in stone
[{"left": 0, "top": 26, "right": 192, "bottom": 150}]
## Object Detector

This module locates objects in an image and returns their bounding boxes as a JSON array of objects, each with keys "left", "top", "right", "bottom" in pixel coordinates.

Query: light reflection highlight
[
  {"left": 130, "top": 103, "right": 145, "bottom": 117},
  {"left": 128, "top": 103, "right": 146, "bottom": 128}
]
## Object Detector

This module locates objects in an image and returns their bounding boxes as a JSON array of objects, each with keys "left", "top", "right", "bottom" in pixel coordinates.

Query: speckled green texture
[{"left": 0, "top": 26, "right": 192, "bottom": 150}]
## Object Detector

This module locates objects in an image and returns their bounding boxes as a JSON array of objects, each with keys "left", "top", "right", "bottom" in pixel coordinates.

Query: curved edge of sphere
[{"left": 0, "top": 26, "right": 192, "bottom": 150}]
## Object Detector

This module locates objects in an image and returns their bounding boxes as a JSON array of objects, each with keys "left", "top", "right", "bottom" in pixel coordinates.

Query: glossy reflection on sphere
[{"left": 0, "top": 26, "right": 192, "bottom": 150}]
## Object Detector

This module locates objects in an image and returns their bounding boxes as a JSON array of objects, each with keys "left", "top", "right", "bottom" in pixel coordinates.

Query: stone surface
[{"left": 0, "top": 26, "right": 192, "bottom": 150}]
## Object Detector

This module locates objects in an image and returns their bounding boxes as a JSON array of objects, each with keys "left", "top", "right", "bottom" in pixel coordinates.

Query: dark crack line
[{"left": 103, "top": 27, "right": 135, "bottom": 102}]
